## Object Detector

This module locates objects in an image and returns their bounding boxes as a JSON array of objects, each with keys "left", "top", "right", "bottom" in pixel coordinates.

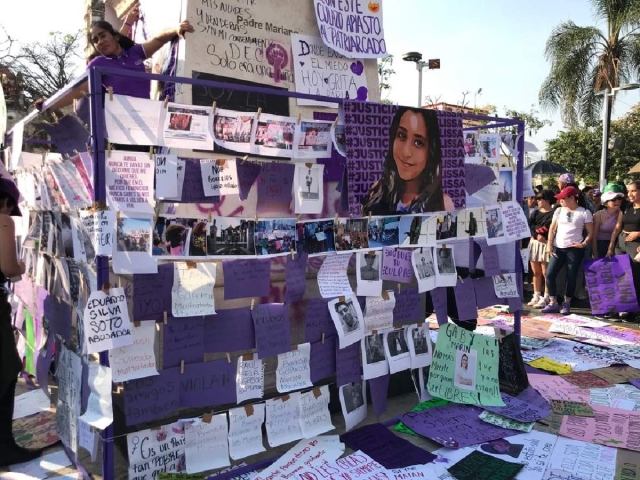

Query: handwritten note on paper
[
  {"left": 81, "top": 210, "right": 115, "bottom": 257},
  {"left": 318, "top": 254, "right": 353, "bottom": 298},
  {"left": 171, "top": 262, "right": 216, "bottom": 317},
  {"left": 305, "top": 298, "right": 337, "bottom": 344},
  {"left": 551, "top": 400, "right": 595, "bottom": 416},
  {"left": 78, "top": 419, "right": 98, "bottom": 461},
  {"left": 106, "top": 150, "right": 154, "bottom": 215},
  {"left": 285, "top": 252, "right": 307, "bottom": 304},
  {"left": 252, "top": 303, "right": 291, "bottom": 359},
  {"left": 501, "top": 201, "right": 530, "bottom": 241},
  {"left": 163, "top": 317, "right": 205, "bottom": 369},
  {"left": 154, "top": 154, "right": 178, "bottom": 199},
  {"left": 560, "top": 405, "right": 640, "bottom": 452},
  {"left": 265, "top": 393, "right": 303, "bottom": 448},
  {"left": 479, "top": 410, "right": 533, "bottom": 433},
  {"left": 83, "top": 288, "right": 133, "bottom": 354},
  {"left": 298, "top": 385, "right": 334, "bottom": 438},
  {"left": 78, "top": 364, "right": 113, "bottom": 430},
  {"left": 127, "top": 422, "right": 186, "bottom": 479},
  {"left": 124, "top": 370, "right": 180, "bottom": 426},
  {"left": 204, "top": 307, "right": 255, "bottom": 353},
  {"left": 447, "top": 450, "right": 524, "bottom": 480},
  {"left": 223, "top": 258, "right": 271, "bottom": 300},
  {"left": 493, "top": 274, "right": 519, "bottom": 298},
  {"left": 276, "top": 343, "right": 313, "bottom": 393},
  {"left": 108, "top": 321, "right": 158, "bottom": 382},
  {"left": 237, "top": 354, "right": 264, "bottom": 403},
  {"left": 185, "top": 415, "right": 230, "bottom": 474},
  {"left": 529, "top": 357, "right": 572, "bottom": 375},
  {"left": 381, "top": 248, "right": 413, "bottom": 283},
  {"left": 200, "top": 159, "right": 239, "bottom": 197},
  {"left": 228, "top": 404, "right": 266, "bottom": 460},
  {"left": 56, "top": 345, "right": 82, "bottom": 453},
  {"left": 428, "top": 323, "right": 505, "bottom": 407},
  {"left": 364, "top": 294, "right": 395, "bottom": 333},
  {"left": 547, "top": 437, "right": 617, "bottom": 480}
]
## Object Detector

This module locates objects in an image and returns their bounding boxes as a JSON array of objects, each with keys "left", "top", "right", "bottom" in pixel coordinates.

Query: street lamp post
[
  {"left": 402, "top": 52, "right": 440, "bottom": 107},
  {"left": 598, "top": 83, "right": 640, "bottom": 189}
]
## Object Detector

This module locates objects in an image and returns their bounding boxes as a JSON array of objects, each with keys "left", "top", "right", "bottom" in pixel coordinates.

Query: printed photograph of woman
[{"left": 361, "top": 107, "right": 453, "bottom": 215}]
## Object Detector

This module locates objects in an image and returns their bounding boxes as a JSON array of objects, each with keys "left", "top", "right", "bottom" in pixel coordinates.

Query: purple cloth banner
[
  {"left": 341, "top": 423, "right": 436, "bottom": 468},
  {"left": 163, "top": 317, "right": 205, "bottom": 368},
  {"left": 585, "top": 255, "right": 640, "bottom": 314},
  {"left": 473, "top": 277, "right": 501, "bottom": 309},
  {"left": 305, "top": 298, "right": 337, "bottom": 344},
  {"left": 399, "top": 404, "right": 521, "bottom": 448},
  {"left": 223, "top": 258, "right": 271, "bottom": 300},
  {"left": 179, "top": 360, "right": 237, "bottom": 408},
  {"left": 133, "top": 263, "right": 173, "bottom": 320},
  {"left": 252, "top": 303, "right": 291, "bottom": 359},
  {"left": 310, "top": 336, "right": 337, "bottom": 383},
  {"left": 381, "top": 248, "right": 413, "bottom": 283},
  {"left": 124, "top": 368, "right": 180, "bottom": 426},
  {"left": 203, "top": 308, "right": 255, "bottom": 353},
  {"left": 41, "top": 115, "right": 90, "bottom": 159},
  {"left": 344, "top": 101, "right": 465, "bottom": 216}
]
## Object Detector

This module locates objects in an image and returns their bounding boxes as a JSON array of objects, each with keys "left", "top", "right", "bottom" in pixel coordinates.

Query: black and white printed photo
[
  {"left": 329, "top": 295, "right": 365, "bottom": 349},
  {"left": 364, "top": 333, "right": 386, "bottom": 364},
  {"left": 342, "top": 381, "right": 365, "bottom": 414},
  {"left": 457, "top": 208, "right": 486, "bottom": 239},
  {"left": 436, "top": 247, "right": 455, "bottom": 274},
  {"left": 386, "top": 330, "right": 409, "bottom": 357},
  {"left": 57, "top": 212, "right": 74, "bottom": 258},
  {"left": 39, "top": 212, "right": 52, "bottom": 254},
  {"left": 294, "top": 164, "right": 324, "bottom": 214},
  {"left": 207, "top": 218, "right": 255, "bottom": 256},
  {"left": 359, "top": 252, "right": 379, "bottom": 281},
  {"left": 415, "top": 251, "right": 435, "bottom": 280},
  {"left": 407, "top": 324, "right": 433, "bottom": 369},
  {"left": 296, "top": 220, "right": 335, "bottom": 255},
  {"left": 300, "top": 167, "right": 319, "bottom": 200},
  {"left": 117, "top": 217, "right": 151, "bottom": 253},
  {"left": 436, "top": 212, "right": 458, "bottom": 241},
  {"left": 333, "top": 298, "right": 362, "bottom": 335},
  {"left": 411, "top": 327, "right": 429, "bottom": 355}
]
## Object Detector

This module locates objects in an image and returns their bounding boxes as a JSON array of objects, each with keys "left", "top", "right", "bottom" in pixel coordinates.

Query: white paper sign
[
  {"left": 108, "top": 321, "right": 158, "bottom": 382},
  {"left": 435, "top": 246, "right": 457, "bottom": 287},
  {"left": 493, "top": 273, "right": 520, "bottom": 298},
  {"left": 265, "top": 392, "right": 303, "bottom": 448},
  {"left": 236, "top": 354, "right": 264, "bottom": 403},
  {"left": 363, "top": 294, "right": 395, "bottom": 333},
  {"left": 127, "top": 422, "right": 186, "bottom": 479},
  {"left": 105, "top": 94, "right": 162, "bottom": 145},
  {"left": 502, "top": 201, "right": 531, "bottom": 241},
  {"left": 361, "top": 333, "right": 389, "bottom": 379},
  {"left": 406, "top": 324, "right": 433, "bottom": 369},
  {"left": 200, "top": 159, "right": 239, "bottom": 197},
  {"left": 164, "top": 158, "right": 186, "bottom": 201},
  {"left": 412, "top": 247, "right": 437, "bottom": 293},
  {"left": 291, "top": 34, "right": 369, "bottom": 107},
  {"left": 313, "top": 0, "right": 387, "bottom": 59},
  {"left": 276, "top": 343, "right": 313, "bottom": 393},
  {"left": 228, "top": 404, "right": 266, "bottom": 460},
  {"left": 328, "top": 294, "right": 365, "bottom": 349},
  {"left": 78, "top": 419, "right": 98, "bottom": 462},
  {"left": 105, "top": 150, "right": 154, "bottom": 215},
  {"left": 546, "top": 437, "right": 616, "bottom": 480},
  {"left": 171, "top": 262, "right": 216, "bottom": 317},
  {"left": 81, "top": 210, "right": 115, "bottom": 257},
  {"left": 12, "top": 389, "right": 51, "bottom": 420},
  {"left": 356, "top": 251, "right": 383, "bottom": 297},
  {"left": 79, "top": 364, "right": 113, "bottom": 430},
  {"left": 294, "top": 163, "right": 324, "bottom": 214},
  {"left": 154, "top": 154, "right": 178, "bottom": 199},
  {"left": 383, "top": 329, "right": 411, "bottom": 374},
  {"left": 55, "top": 345, "right": 82, "bottom": 453},
  {"left": 318, "top": 253, "right": 353, "bottom": 298},
  {"left": 83, "top": 287, "right": 133, "bottom": 354},
  {"left": 185, "top": 415, "right": 230, "bottom": 474},
  {"left": 298, "top": 385, "right": 334, "bottom": 438},
  {"left": 339, "top": 380, "right": 367, "bottom": 431}
]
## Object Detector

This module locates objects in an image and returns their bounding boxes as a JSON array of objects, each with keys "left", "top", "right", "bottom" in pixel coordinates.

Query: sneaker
[
  {"left": 541, "top": 303, "right": 560, "bottom": 314},
  {"left": 527, "top": 296, "right": 541, "bottom": 306},
  {"left": 534, "top": 297, "right": 549, "bottom": 309},
  {"left": 560, "top": 302, "right": 571, "bottom": 315}
]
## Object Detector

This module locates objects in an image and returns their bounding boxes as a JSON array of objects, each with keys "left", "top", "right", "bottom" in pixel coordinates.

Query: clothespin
[
  {"left": 332, "top": 117, "right": 339, "bottom": 128},
  {"left": 251, "top": 299, "right": 255, "bottom": 310},
  {"left": 290, "top": 248, "right": 295, "bottom": 260},
  {"left": 208, "top": 211, "right": 212, "bottom": 222},
  {"left": 255, "top": 213, "right": 258, "bottom": 223},
  {"left": 372, "top": 329, "right": 378, "bottom": 335},
  {"left": 321, "top": 333, "right": 325, "bottom": 344},
  {"left": 417, "top": 322, "right": 423, "bottom": 328},
  {"left": 212, "top": 101, "right": 217, "bottom": 114},
  {"left": 256, "top": 107, "right": 262, "bottom": 120},
  {"left": 291, "top": 344, "right": 298, "bottom": 351},
  {"left": 305, "top": 162, "right": 313, "bottom": 169},
  {"left": 381, "top": 290, "right": 390, "bottom": 301},
  {"left": 242, "top": 155, "right": 249, "bottom": 164},
  {"left": 101, "top": 281, "right": 111, "bottom": 294},
  {"left": 41, "top": 152, "right": 46, "bottom": 167},
  {"left": 107, "top": 142, "right": 112, "bottom": 158},
  {"left": 134, "top": 320, "right": 141, "bottom": 328},
  {"left": 339, "top": 296, "right": 345, "bottom": 303},
  {"left": 313, "top": 387, "right": 322, "bottom": 399},
  {"left": 202, "top": 413, "right": 213, "bottom": 423},
  {"left": 334, "top": 213, "right": 339, "bottom": 225},
  {"left": 86, "top": 143, "right": 92, "bottom": 156},
  {"left": 225, "top": 352, "right": 231, "bottom": 363},
  {"left": 216, "top": 158, "right": 225, "bottom": 166},
  {"left": 163, "top": 311, "right": 168, "bottom": 325},
  {"left": 296, "top": 113, "right": 301, "bottom": 124},
  {"left": 242, "top": 353, "right": 253, "bottom": 361},
  {"left": 51, "top": 112, "right": 59, "bottom": 124},
  {"left": 180, "top": 360, "right": 185, "bottom": 374},
  {"left": 107, "top": 86, "right": 113, "bottom": 101},
  {"left": 281, "top": 394, "right": 291, "bottom": 402},
  {"left": 73, "top": 149, "right": 80, "bottom": 156},
  {"left": 186, "top": 260, "right": 197, "bottom": 269},
  {"left": 244, "top": 404, "right": 255, "bottom": 417},
  {"left": 149, "top": 146, "right": 154, "bottom": 160},
  {"left": 163, "top": 96, "right": 169, "bottom": 109},
  {"left": 64, "top": 153, "right": 71, "bottom": 160}
]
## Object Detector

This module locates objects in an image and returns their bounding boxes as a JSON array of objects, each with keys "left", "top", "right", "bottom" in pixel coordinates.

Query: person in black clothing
[
  {"left": 0, "top": 178, "right": 42, "bottom": 467},
  {"left": 527, "top": 190, "right": 556, "bottom": 308}
]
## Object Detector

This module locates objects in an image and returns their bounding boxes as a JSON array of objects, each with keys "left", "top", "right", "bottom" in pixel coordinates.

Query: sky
[{"left": 3, "top": 0, "right": 640, "bottom": 157}]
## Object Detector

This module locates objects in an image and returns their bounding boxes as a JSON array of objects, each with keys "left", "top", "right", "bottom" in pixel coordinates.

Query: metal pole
[
  {"left": 599, "top": 89, "right": 612, "bottom": 190},
  {"left": 514, "top": 119, "right": 525, "bottom": 346},
  {"left": 417, "top": 62, "right": 423, "bottom": 107}
]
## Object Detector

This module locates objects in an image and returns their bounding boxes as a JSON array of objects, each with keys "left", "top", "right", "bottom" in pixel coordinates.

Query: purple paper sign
[
  {"left": 369, "top": 374, "right": 389, "bottom": 418},
  {"left": 285, "top": 252, "right": 307, "bottom": 304},
  {"left": 36, "top": 339, "right": 54, "bottom": 398},
  {"left": 177, "top": 158, "right": 220, "bottom": 203},
  {"left": 590, "top": 326, "right": 640, "bottom": 343},
  {"left": 134, "top": 263, "right": 173, "bottom": 320},
  {"left": 341, "top": 423, "right": 436, "bottom": 469},
  {"left": 180, "top": 359, "right": 237, "bottom": 408},
  {"left": 203, "top": 308, "right": 255, "bottom": 353},
  {"left": 43, "top": 294, "right": 72, "bottom": 345},
  {"left": 381, "top": 248, "right": 413, "bottom": 283},
  {"left": 252, "top": 303, "right": 291, "bottom": 359},
  {"left": 400, "top": 404, "right": 521, "bottom": 448},
  {"left": 41, "top": 115, "right": 90, "bottom": 159},
  {"left": 480, "top": 242, "right": 501, "bottom": 276},
  {"left": 305, "top": 298, "right": 337, "bottom": 344},
  {"left": 473, "top": 277, "right": 501, "bottom": 309},
  {"left": 336, "top": 342, "right": 361, "bottom": 387},
  {"left": 124, "top": 368, "right": 180, "bottom": 426},
  {"left": 392, "top": 285, "right": 422, "bottom": 324},
  {"left": 483, "top": 387, "right": 551, "bottom": 423},
  {"left": 585, "top": 255, "right": 640, "bottom": 314},
  {"left": 344, "top": 101, "right": 465, "bottom": 216},
  {"left": 431, "top": 288, "right": 448, "bottom": 326},
  {"left": 314, "top": 112, "right": 347, "bottom": 182},
  {"left": 454, "top": 279, "right": 477, "bottom": 321},
  {"left": 223, "top": 258, "right": 271, "bottom": 300},
  {"left": 310, "top": 336, "right": 337, "bottom": 383},
  {"left": 465, "top": 163, "right": 496, "bottom": 196},
  {"left": 163, "top": 317, "right": 205, "bottom": 368},
  {"left": 236, "top": 159, "right": 262, "bottom": 201},
  {"left": 257, "top": 162, "right": 295, "bottom": 215}
]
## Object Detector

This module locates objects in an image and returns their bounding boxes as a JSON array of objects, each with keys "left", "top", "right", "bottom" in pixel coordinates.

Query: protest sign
[
  {"left": 163, "top": 317, "right": 205, "bottom": 369},
  {"left": 179, "top": 360, "right": 236, "bottom": 409},
  {"left": 285, "top": 252, "right": 307, "bottom": 303},
  {"left": 381, "top": 248, "right": 413, "bottom": 283},
  {"left": 171, "top": 262, "right": 216, "bottom": 317},
  {"left": 56, "top": 345, "right": 81, "bottom": 453},
  {"left": 528, "top": 357, "right": 572, "bottom": 375},
  {"left": 228, "top": 404, "right": 266, "bottom": 460},
  {"left": 106, "top": 150, "right": 154, "bottom": 215},
  {"left": 265, "top": 393, "right": 303, "bottom": 448},
  {"left": 223, "top": 258, "right": 271, "bottom": 300},
  {"left": 336, "top": 342, "right": 361, "bottom": 387},
  {"left": 299, "top": 385, "right": 334, "bottom": 438},
  {"left": 184, "top": 415, "right": 230, "bottom": 473},
  {"left": 305, "top": 298, "right": 337, "bottom": 344},
  {"left": 551, "top": 400, "right": 595, "bottom": 417},
  {"left": 123, "top": 369, "right": 179, "bottom": 426},
  {"left": 498, "top": 332, "right": 529, "bottom": 396},
  {"left": 563, "top": 371, "right": 613, "bottom": 389},
  {"left": 428, "top": 323, "right": 504, "bottom": 406},
  {"left": 493, "top": 273, "right": 519, "bottom": 298},
  {"left": 501, "top": 201, "right": 530, "bottom": 241},
  {"left": 313, "top": 0, "right": 387, "bottom": 58},
  {"left": 83, "top": 287, "right": 133, "bottom": 354},
  {"left": 127, "top": 422, "right": 186, "bottom": 479},
  {"left": 560, "top": 405, "right": 640, "bottom": 451},
  {"left": 448, "top": 450, "right": 524, "bottom": 480},
  {"left": 109, "top": 321, "right": 158, "bottom": 382},
  {"left": 154, "top": 154, "right": 179, "bottom": 199},
  {"left": 585, "top": 255, "right": 640, "bottom": 315},
  {"left": 363, "top": 294, "right": 394, "bottom": 333},
  {"left": 79, "top": 364, "right": 113, "bottom": 430},
  {"left": 276, "top": 343, "right": 313, "bottom": 393},
  {"left": 547, "top": 437, "right": 617, "bottom": 479},
  {"left": 479, "top": 411, "right": 533, "bottom": 433},
  {"left": 252, "top": 303, "right": 291, "bottom": 359},
  {"left": 310, "top": 336, "right": 337, "bottom": 383},
  {"left": 81, "top": 210, "right": 115, "bottom": 257},
  {"left": 236, "top": 354, "right": 264, "bottom": 403},
  {"left": 318, "top": 253, "right": 353, "bottom": 298},
  {"left": 200, "top": 159, "right": 239, "bottom": 197},
  {"left": 483, "top": 387, "right": 551, "bottom": 423}
]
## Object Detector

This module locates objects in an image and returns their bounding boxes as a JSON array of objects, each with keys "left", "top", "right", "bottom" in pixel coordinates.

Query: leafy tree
[
  {"left": 475, "top": 104, "right": 552, "bottom": 136},
  {"left": 377, "top": 55, "right": 395, "bottom": 104},
  {"left": 539, "top": 0, "right": 640, "bottom": 127}
]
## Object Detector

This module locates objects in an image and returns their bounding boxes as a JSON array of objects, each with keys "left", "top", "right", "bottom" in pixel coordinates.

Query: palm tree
[{"left": 539, "top": 0, "right": 640, "bottom": 127}]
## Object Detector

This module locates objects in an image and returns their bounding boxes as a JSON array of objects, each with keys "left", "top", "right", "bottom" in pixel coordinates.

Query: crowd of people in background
[{"left": 526, "top": 173, "right": 640, "bottom": 320}]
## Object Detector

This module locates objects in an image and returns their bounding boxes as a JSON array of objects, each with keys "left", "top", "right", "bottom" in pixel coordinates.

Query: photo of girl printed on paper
[
  {"left": 454, "top": 348, "right": 477, "bottom": 391},
  {"left": 361, "top": 107, "right": 453, "bottom": 215}
]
